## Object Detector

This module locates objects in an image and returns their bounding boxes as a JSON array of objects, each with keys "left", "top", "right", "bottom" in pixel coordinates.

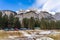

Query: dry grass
[
  {"left": 0, "top": 30, "right": 23, "bottom": 39},
  {"left": 0, "top": 30, "right": 60, "bottom": 40},
  {"left": 49, "top": 34, "right": 60, "bottom": 40}
]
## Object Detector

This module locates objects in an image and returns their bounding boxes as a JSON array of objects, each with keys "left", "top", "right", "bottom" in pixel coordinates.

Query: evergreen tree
[
  {"left": 8, "top": 13, "right": 15, "bottom": 28},
  {"left": 28, "top": 17, "right": 35, "bottom": 29},
  {"left": 55, "top": 21, "right": 60, "bottom": 29},
  {"left": 22, "top": 18, "right": 29, "bottom": 28},
  {"left": 2, "top": 14, "right": 8, "bottom": 29},
  {"left": 14, "top": 17, "right": 21, "bottom": 29},
  {"left": 35, "top": 19, "right": 40, "bottom": 27},
  {"left": 50, "top": 20, "right": 56, "bottom": 29},
  {"left": 40, "top": 18, "right": 46, "bottom": 29},
  {"left": 40, "top": 18, "right": 50, "bottom": 29},
  {"left": 0, "top": 12, "right": 3, "bottom": 29}
]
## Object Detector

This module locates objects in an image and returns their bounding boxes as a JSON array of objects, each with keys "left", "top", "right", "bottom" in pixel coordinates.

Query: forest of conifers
[{"left": 0, "top": 12, "right": 60, "bottom": 30}]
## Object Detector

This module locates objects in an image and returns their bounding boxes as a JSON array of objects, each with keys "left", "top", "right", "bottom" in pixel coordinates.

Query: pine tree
[
  {"left": 14, "top": 17, "right": 21, "bottom": 29},
  {"left": 8, "top": 13, "right": 15, "bottom": 28},
  {"left": 35, "top": 19, "right": 40, "bottom": 27},
  {"left": 28, "top": 17, "right": 35, "bottom": 29},
  {"left": 22, "top": 18, "right": 29, "bottom": 28},
  {"left": 2, "top": 14, "right": 8, "bottom": 29},
  {"left": 55, "top": 21, "right": 60, "bottom": 29},
  {"left": 0, "top": 11, "right": 3, "bottom": 29},
  {"left": 50, "top": 20, "right": 56, "bottom": 29}
]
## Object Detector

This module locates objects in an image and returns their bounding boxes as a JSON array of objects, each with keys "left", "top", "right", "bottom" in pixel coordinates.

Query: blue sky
[
  {"left": 0, "top": 0, "right": 35, "bottom": 11},
  {"left": 0, "top": 0, "right": 60, "bottom": 12}
]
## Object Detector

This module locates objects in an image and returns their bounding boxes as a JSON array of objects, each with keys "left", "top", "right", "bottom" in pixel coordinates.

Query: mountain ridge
[{"left": 0, "top": 9, "right": 60, "bottom": 21}]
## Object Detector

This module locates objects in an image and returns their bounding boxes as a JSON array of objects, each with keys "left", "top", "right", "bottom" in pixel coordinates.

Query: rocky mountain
[
  {"left": 38, "top": 11, "right": 54, "bottom": 20},
  {"left": 0, "top": 10, "right": 17, "bottom": 16},
  {"left": 53, "top": 12, "right": 60, "bottom": 20},
  {"left": 1, "top": 9, "right": 60, "bottom": 21},
  {"left": 15, "top": 9, "right": 54, "bottom": 21}
]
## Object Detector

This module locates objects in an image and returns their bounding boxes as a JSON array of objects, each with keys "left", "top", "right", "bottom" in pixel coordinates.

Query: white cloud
[
  {"left": 42, "top": 0, "right": 60, "bottom": 12},
  {"left": 29, "top": 0, "right": 47, "bottom": 9},
  {"left": 30, "top": 0, "right": 60, "bottom": 13}
]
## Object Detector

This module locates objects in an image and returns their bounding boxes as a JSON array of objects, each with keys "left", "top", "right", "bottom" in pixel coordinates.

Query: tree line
[
  {"left": 22, "top": 17, "right": 60, "bottom": 30},
  {"left": 0, "top": 12, "right": 60, "bottom": 30},
  {"left": 0, "top": 12, "right": 21, "bottom": 29}
]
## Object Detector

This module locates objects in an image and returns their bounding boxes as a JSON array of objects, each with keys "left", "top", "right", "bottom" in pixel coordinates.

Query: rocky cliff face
[
  {"left": 0, "top": 10, "right": 17, "bottom": 16},
  {"left": 16, "top": 10, "right": 54, "bottom": 20},
  {"left": 0, "top": 10, "right": 57, "bottom": 21},
  {"left": 38, "top": 11, "right": 54, "bottom": 20},
  {"left": 53, "top": 12, "right": 60, "bottom": 20}
]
